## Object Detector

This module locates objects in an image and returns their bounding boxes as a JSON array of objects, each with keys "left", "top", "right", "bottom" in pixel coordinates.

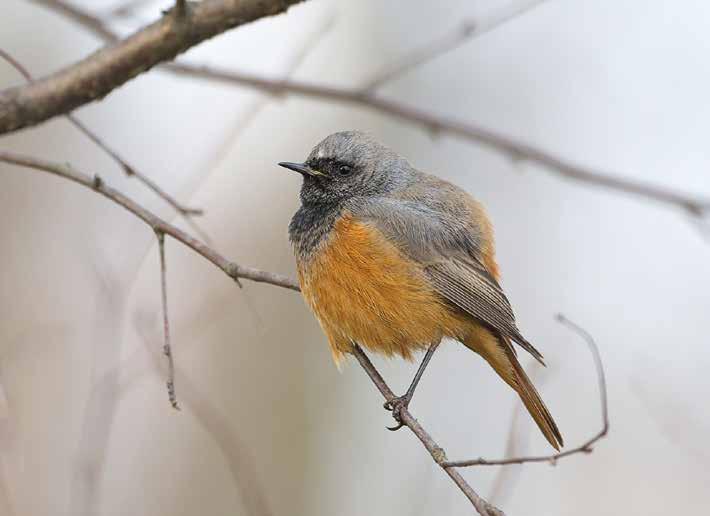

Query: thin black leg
[{"left": 384, "top": 341, "right": 440, "bottom": 431}]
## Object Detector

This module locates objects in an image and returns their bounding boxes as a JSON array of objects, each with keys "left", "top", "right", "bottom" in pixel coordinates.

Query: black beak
[{"left": 278, "top": 162, "right": 326, "bottom": 177}]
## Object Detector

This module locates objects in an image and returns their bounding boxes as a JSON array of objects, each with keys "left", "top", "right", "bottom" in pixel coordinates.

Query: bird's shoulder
[{"left": 347, "top": 170, "right": 495, "bottom": 271}]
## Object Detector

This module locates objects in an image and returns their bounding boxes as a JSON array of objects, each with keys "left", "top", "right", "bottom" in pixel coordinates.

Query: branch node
[
  {"left": 226, "top": 262, "right": 244, "bottom": 288},
  {"left": 166, "top": 380, "right": 180, "bottom": 410},
  {"left": 92, "top": 174, "right": 104, "bottom": 189},
  {"left": 432, "top": 445, "right": 448, "bottom": 465}
]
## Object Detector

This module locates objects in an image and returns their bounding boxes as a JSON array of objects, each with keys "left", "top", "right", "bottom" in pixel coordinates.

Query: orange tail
[{"left": 464, "top": 327, "right": 563, "bottom": 450}]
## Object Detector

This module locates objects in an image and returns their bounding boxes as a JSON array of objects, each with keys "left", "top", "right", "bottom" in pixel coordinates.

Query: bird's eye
[{"left": 337, "top": 164, "right": 353, "bottom": 176}]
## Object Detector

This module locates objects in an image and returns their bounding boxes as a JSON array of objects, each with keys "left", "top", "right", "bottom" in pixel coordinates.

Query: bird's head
[{"left": 279, "top": 131, "right": 411, "bottom": 206}]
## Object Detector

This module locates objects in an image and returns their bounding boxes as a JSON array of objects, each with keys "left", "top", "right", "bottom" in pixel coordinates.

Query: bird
[{"left": 279, "top": 131, "right": 563, "bottom": 450}]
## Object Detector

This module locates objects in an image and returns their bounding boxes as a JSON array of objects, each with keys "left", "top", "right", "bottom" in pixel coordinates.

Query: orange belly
[{"left": 297, "top": 213, "right": 467, "bottom": 364}]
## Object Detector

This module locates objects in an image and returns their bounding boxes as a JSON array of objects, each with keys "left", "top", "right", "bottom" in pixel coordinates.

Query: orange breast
[{"left": 297, "top": 213, "right": 465, "bottom": 364}]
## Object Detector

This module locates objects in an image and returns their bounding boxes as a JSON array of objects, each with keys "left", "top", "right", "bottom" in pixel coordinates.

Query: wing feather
[{"left": 426, "top": 259, "right": 545, "bottom": 365}]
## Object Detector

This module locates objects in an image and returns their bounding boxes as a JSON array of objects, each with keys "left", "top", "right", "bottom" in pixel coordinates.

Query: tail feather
[
  {"left": 508, "top": 352, "right": 563, "bottom": 450},
  {"left": 463, "top": 328, "right": 563, "bottom": 450}
]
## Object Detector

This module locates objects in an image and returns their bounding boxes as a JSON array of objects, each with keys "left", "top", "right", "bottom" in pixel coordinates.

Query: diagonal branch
[
  {"left": 444, "top": 313, "right": 609, "bottom": 468},
  {"left": 0, "top": 0, "right": 307, "bottom": 134},
  {"left": 165, "top": 64, "right": 710, "bottom": 218},
  {"left": 350, "top": 343, "right": 504, "bottom": 516},
  {"left": 0, "top": 47, "right": 205, "bottom": 222},
  {"left": 21, "top": 1, "right": 710, "bottom": 221},
  {"left": 362, "top": 0, "right": 549, "bottom": 91},
  {"left": 0, "top": 151, "right": 298, "bottom": 291}
]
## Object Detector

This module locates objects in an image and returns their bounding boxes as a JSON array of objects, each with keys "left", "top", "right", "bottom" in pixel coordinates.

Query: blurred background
[{"left": 1, "top": 0, "right": 709, "bottom": 515}]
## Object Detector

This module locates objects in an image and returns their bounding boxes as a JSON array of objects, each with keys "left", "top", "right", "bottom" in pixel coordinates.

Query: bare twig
[
  {"left": 28, "top": 0, "right": 118, "bottom": 41},
  {"left": 0, "top": 47, "right": 205, "bottom": 224},
  {"left": 0, "top": 0, "right": 307, "bottom": 134},
  {"left": 362, "top": 0, "right": 548, "bottom": 91},
  {"left": 136, "top": 316, "right": 274, "bottom": 516},
  {"left": 0, "top": 151, "right": 298, "bottom": 291},
  {"left": 350, "top": 343, "right": 504, "bottom": 516},
  {"left": 24, "top": 1, "right": 710, "bottom": 220},
  {"left": 166, "top": 64, "right": 710, "bottom": 218},
  {"left": 444, "top": 314, "right": 609, "bottom": 468},
  {"left": 156, "top": 231, "right": 179, "bottom": 409}
]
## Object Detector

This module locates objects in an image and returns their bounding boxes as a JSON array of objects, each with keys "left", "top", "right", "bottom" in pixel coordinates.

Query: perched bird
[{"left": 280, "top": 131, "right": 562, "bottom": 450}]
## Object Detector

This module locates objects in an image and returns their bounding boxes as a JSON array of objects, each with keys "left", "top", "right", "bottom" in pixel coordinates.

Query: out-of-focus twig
[
  {"left": 0, "top": 47, "right": 206, "bottom": 229},
  {"left": 362, "top": 0, "right": 548, "bottom": 91},
  {"left": 26, "top": 1, "right": 710, "bottom": 222},
  {"left": 444, "top": 314, "right": 609, "bottom": 468},
  {"left": 134, "top": 314, "right": 274, "bottom": 516}
]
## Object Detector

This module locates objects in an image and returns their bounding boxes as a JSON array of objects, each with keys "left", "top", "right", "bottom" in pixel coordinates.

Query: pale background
[{"left": 1, "top": 1, "right": 709, "bottom": 515}]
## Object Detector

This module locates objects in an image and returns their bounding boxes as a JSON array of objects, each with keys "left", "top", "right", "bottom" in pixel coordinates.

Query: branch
[
  {"left": 0, "top": 0, "right": 306, "bottom": 134},
  {"left": 350, "top": 344, "right": 504, "bottom": 516},
  {"left": 0, "top": 151, "right": 298, "bottom": 292},
  {"left": 26, "top": 1, "right": 710, "bottom": 221},
  {"left": 0, "top": 151, "right": 504, "bottom": 514},
  {"left": 0, "top": 47, "right": 205, "bottom": 223},
  {"left": 156, "top": 230, "right": 179, "bottom": 409},
  {"left": 444, "top": 314, "right": 609, "bottom": 468},
  {"left": 166, "top": 65, "right": 710, "bottom": 218},
  {"left": 362, "top": 0, "right": 548, "bottom": 91}
]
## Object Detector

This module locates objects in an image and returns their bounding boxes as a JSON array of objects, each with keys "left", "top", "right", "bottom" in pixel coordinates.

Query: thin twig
[
  {"left": 362, "top": 0, "right": 548, "bottom": 91},
  {"left": 444, "top": 314, "right": 609, "bottom": 468},
  {"left": 0, "top": 47, "right": 205, "bottom": 223},
  {"left": 136, "top": 316, "right": 274, "bottom": 516},
  {"left": 166, "top": 64, "right": 710, "bottom": 218},
  {"left": 25, "top": 1, "right": 710, "bottom": 220},
  {"left": 156, "top": 230, "right": 179, "bottom": 409},
  {"left": 350, "top": 343, "right": 505, "bottom": 516},
  {"left": 0, "top": 151, "right": 297, "bottom": 291}
]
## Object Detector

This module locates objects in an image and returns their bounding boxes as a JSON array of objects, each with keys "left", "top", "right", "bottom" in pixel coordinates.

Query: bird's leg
[{"left": 384, "top": 341, "right": 440, "bottom": 431}]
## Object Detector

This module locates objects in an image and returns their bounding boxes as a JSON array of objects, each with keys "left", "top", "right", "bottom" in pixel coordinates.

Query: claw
[{"left": 383, "top": 395, "right": 410, "bottom": 431}]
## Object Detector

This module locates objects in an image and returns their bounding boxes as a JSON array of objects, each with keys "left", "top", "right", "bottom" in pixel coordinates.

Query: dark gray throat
[{"left": 289, "top": 200, "right": 342, "bottom": 260}]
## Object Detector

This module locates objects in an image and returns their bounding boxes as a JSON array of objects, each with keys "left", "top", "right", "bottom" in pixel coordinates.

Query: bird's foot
[{"left": 383, "top": 395, "right": 411, "bottom": 431}]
